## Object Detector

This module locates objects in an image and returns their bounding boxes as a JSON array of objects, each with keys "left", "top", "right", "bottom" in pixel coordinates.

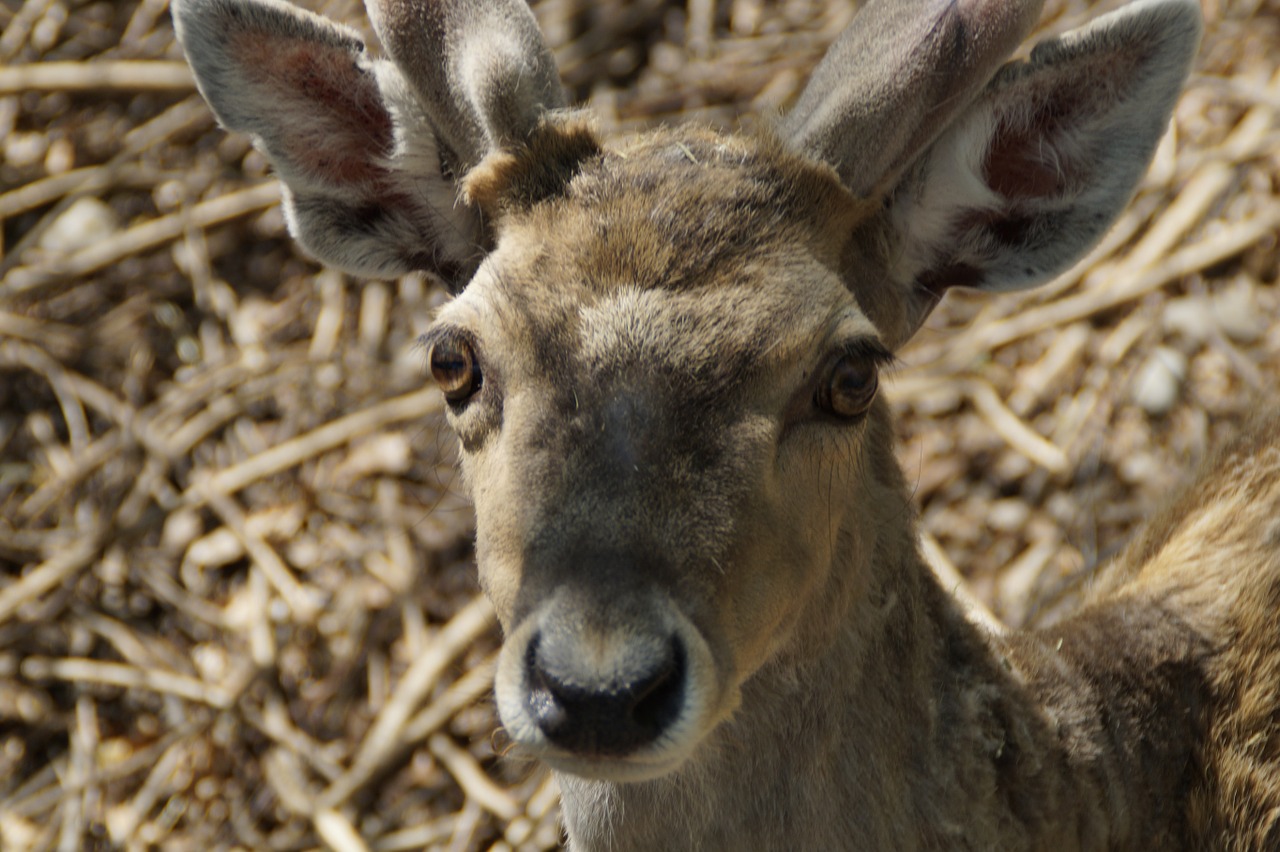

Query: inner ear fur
[
  {"left": 172, "top": 0, "right": 488, "bottom": 288},
  {"left": 879, "top": 0, "right": 1201, "bottom": 336}
]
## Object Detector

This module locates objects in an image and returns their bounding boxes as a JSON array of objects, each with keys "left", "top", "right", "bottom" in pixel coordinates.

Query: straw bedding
[{"left": 0, "top": 0, "right": 1277, "bottom": 848}]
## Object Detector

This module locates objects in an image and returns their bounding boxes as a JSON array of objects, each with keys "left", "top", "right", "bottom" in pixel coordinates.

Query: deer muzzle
[{"left": 494, "top": 585, "right": 722, "bottom": 782}]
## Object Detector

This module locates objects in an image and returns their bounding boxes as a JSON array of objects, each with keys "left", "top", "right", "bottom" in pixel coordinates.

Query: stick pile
[{"left": 0, "top": 0, "right": 1277, "bottom": 848}]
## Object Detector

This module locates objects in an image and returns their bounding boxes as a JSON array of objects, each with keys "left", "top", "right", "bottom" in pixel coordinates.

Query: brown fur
[
  {"left": 463, "top": 114, "right": 603, "bottom": 220},
  {"left": 1099, "top": 413, "right": 1280, "bottom": 849}
]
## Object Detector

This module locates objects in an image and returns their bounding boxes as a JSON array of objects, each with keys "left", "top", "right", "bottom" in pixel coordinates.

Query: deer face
[
  {"left": 427, "top": 128, "right": 892, "bottom": 778},
  {"left": 173, "top": 0, "right": 1200, "bottom": 784}
]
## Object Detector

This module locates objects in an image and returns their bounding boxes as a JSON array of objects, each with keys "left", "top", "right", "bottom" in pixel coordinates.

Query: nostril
[
  {"left": 525, "top": 633, "right": 687, "bottom": 756},
  {"left": 630, "top": 639, "right": 684, "bottom": 732},
  {"left": 526, "top": 641, "right": 569, "bottom": 733}
]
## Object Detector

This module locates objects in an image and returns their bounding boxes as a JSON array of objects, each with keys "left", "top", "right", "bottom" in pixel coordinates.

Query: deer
[{"left": 170, "top": 0, "right": 1280, "bottom": 847}]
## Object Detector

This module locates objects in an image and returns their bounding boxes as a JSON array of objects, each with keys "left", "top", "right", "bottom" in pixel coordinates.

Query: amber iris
[
  {"left": 429, "top": 335, "right": 481, "bottom": 402},
  {"left": 817, "top": 354, "right": 878, "bottom": 418}
]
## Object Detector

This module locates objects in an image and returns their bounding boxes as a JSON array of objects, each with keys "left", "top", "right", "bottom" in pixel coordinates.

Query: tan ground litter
[{"left": 1, "top": 0, "right": 1277, "bottom": 848}]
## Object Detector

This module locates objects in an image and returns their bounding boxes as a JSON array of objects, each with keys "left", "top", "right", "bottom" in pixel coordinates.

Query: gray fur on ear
[
  {"left": 875, "top": 0, "right": 1202, "bottom": 332},
  {"left": 365, "top": 0, "right": 566, "bottom": 176},
  {"left": 783, "top": 0, "right": 1046, "bottom": 200},
  {"left": 172, "top": 0, "right": 485, "bottom": 288}
]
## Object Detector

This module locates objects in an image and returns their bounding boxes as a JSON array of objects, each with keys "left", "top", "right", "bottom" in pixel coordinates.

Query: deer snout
[
  {"left": 525, "top": 630, "right": 686, "bottom": 756},
  {"left": 494, "top": 587, "right": 723, "bottom": 780}
]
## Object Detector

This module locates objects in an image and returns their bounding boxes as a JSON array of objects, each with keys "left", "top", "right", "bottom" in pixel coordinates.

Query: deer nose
[{"left": 525, "top": 632, "right": 686, "bottom": 756}]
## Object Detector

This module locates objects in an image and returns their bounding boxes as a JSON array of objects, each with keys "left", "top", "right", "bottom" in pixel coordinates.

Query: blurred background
[{"left": 0, "top": 0, "right": 1277, "bottom": 848}]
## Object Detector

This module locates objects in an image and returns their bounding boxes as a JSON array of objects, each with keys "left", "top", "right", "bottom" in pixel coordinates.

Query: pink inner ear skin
[
  {"left": 235, "top": 32, "right": 395, "bottom": 188},
  {"left": 983, "top": 43, "right": 1148, "bottom": 203},
  {"left": 983, "top": 88, "right": 1087, "bottom": 201},
  {"left": 984, "top": 118, "right": 1070, "bottom": 200}
]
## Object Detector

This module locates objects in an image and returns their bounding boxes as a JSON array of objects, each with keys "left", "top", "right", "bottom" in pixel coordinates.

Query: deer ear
[
  {"left": 172, "top": 0, "right": 484, "bottom": 289},
  {"left": 884, "top": 0, "right": 1201, "bottom": 329},
  {"left": 783, "top": 0, "right": 1045, "bottom": 200}
]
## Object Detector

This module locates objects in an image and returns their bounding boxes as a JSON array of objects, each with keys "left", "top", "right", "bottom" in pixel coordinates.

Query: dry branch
[
  {"left": 2, "top": 183, "right": 280, "bottom": 295},
  {"left": 19, "top": 657, "right": 235, "bottom": 708},
  {"left": 185, "top": 385, "right": 443, "bottom": 502},
  {"left": 320, "top": 595, "right": 497, "bottom": 808},
  {"left": 0, "top": 532, "right": 100, "bottom": 624},
  {"left": 0, "top": 60, "right": 194, "bottom": 94}
]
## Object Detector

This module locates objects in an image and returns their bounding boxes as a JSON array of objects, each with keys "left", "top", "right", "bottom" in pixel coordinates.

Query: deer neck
[
  {"left": 556, "top": 520, "right": 1012, "bottom": 848},
  {"left": 554, "top": 465, "right": 1201, "bottom": 851}
]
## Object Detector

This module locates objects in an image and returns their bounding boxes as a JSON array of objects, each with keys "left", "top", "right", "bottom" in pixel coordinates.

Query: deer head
[{"left": 173, "top": 0, "right": 1201, "bottom": 784}]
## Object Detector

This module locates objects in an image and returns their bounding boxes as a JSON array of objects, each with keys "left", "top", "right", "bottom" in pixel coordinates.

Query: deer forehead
[{"left": 439, "top": 125, "right": 883, "bottom": 397}]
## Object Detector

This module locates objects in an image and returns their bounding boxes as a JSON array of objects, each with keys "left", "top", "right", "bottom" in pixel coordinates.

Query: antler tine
[
  {"left": 365, "top": 0, "right": 566, "bottom": 173},
  {"left": 783, "top": 0, "right": 1044, "bottom": 199}
]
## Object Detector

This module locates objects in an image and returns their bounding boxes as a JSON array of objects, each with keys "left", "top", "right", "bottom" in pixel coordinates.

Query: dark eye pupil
[
  {"left": 820, "top": 355, "right": 878, "bottom": 418},
  {"left": 430, "top": 337, "right": 481, "bottom": 402}
]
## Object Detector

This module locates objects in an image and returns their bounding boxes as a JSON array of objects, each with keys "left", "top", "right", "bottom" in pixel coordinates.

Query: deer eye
[
  {"left": 816, "top": 353, "right": 878, "bottom": 418},
  {"left": 429, "top": 333, "right": 482, "bottom": 403}
]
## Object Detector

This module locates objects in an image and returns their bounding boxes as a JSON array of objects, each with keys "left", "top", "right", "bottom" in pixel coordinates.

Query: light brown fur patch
[{"left": 463, "top": 112, "right": 603, "bottom": 219}]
